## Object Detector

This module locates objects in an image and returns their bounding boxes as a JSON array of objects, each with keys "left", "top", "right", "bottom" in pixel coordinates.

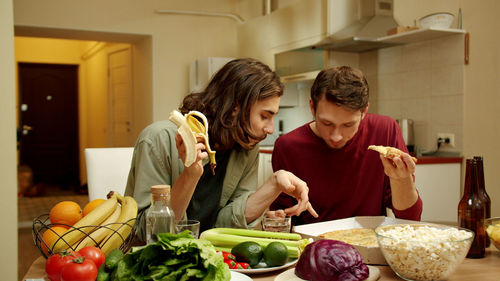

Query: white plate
[
  {"left": 274, "top": 265, "right": 380, "bottom": 281},
  {"left": 230, "top": 271, "right": 252, "bottom": 281},
  {"left": 231, "top": 259, "right": 297, "bottom": 274}
]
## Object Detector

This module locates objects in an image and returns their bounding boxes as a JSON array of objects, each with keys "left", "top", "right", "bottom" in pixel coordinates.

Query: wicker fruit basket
[{"left": 32, "top": 214, "right": 136, "bottom": 258}]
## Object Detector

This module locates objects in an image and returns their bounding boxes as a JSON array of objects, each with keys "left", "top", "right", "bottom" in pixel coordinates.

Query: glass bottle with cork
[
  {"left": 474, "top": 156, "right": 491, "bottom": 247},
  {"left": 146, "top": 185, "right": 176, "bottom": 244},
  {"left": 458, "top": 158, "right": 486, "bottom": 258}
]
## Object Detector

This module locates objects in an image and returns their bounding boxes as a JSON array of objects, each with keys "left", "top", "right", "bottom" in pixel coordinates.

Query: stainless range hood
[{"left": 313, "top": 0, "right": 400, "bottom": 52}]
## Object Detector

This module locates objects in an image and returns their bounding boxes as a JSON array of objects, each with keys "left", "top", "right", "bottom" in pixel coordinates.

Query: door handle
[{"left": 22, "top": 125, "right": 33, "bottom": 135}]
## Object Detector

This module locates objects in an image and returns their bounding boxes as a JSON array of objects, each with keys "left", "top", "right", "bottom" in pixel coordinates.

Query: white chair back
[{"left": 85, "top": 147, "right": 134, "bottom": 201}]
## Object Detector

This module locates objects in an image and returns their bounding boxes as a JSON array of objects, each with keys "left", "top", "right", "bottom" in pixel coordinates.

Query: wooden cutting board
[{"left": 274, "top": 265, "right": 380, "bottom": 281}]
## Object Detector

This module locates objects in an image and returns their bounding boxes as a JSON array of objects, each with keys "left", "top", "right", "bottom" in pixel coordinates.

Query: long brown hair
[
  {"left": 310, "top": 66, "right": 369, "bottom": 112},
  {"left": 180, "top": 58, "right": 283, "bottom": 150}
]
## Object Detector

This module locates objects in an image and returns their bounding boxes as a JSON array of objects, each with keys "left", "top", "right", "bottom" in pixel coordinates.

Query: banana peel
[{"left": 169, "top": 110, "right": 216, "bottom": 175}]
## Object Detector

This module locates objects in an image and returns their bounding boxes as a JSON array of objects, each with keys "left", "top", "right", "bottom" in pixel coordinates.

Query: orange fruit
[
  {"left": 82, "top": 198, "right": 105, "bottom": 217},
  {"left": 41, "top": 226, "right": 68, "bottom": 256},
  {"left": 49, "top": 201, "right": 82, "bottom": 226}
]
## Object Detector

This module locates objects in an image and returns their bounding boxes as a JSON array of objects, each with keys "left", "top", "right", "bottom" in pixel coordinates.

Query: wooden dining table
[
  {"left": 252, "top": 246, "right": 500, "bottom": 281},
  {"left": 23, "top": 246, "right": 500, "bottom": 280}
]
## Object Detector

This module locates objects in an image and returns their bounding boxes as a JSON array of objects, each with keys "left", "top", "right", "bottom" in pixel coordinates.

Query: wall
[
  {"left": 13, "top": 0, "right": 241, "bottom": 122},
  {"left": 82, "top": 42, "right": 133, "bottom": 148},
  {"left": 460, "top": 0, "right": 500, "bottom": 216},
  {"left": 359, "top": 35, "right": 464, "bottom": 154},
  {"left": 392, "top": 0, "right": 500, "bottom": 217},
  {"left": 0, "top": 0, "right": 18, "bottom": 279}
]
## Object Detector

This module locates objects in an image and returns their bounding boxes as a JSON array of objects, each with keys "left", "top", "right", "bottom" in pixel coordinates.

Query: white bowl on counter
[{"left": 419, "top": 12, "right": 454, "bottom": 29}]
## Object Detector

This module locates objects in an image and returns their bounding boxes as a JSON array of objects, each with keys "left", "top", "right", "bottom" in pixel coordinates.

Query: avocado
[
  {"left": 263, "top": 241, "right": 288, "bottom": 267},
  {"left": 231, "top": 241, "right": 263, "bottom": 267}
]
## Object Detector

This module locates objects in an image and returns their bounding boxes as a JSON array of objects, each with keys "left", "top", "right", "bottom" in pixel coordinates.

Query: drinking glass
[
  {"left": 262, "top": 215, "right": 291, "bottom": 233},
  {"left": 176, "top": 220, "right": 201, "bottom": 238}
]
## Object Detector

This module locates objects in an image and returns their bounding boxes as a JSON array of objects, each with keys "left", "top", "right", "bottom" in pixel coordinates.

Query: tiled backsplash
[
  {"left": 360, "top": 34, "right": 464, "bottom": 153},
  {"left": 274, "top": 34, "right": 464, "bottom": 153}
]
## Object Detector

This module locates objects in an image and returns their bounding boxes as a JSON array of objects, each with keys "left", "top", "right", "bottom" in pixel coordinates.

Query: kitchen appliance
[
  {"left": 396, "top": 119, "right": 414, "bottom": 152},
  {"left": 189, "top": 57, "right": 234, "bottom": 92},
  {"left": 313, "top": 0, "right": 400, "bottom": 52}
]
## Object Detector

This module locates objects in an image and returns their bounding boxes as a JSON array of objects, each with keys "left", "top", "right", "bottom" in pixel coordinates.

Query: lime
[
  {"left": 231, "top": 241, "right": 263, "bottom": 267},
  {"left": 263, "top": 241, "right": 288, "bottom": 267}
]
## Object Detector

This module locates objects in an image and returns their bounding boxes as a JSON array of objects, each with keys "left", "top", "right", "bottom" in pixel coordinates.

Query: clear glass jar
[{"left": 146, "top": 185, "right": 175, "bottom": 244}]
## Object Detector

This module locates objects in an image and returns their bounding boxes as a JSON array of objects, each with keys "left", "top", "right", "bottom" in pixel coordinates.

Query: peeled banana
[
  {"left": 99, "top": 192, "right": 138, "bottom": 255},
  {"left": 51, "top": 194, "right": 119, "bottom": 253},
  {"left": 169, "top": 110, "right": 217, "bottom": 174},
  {"left": 73, "top": 205, "right": 122, "bottom": 251}
]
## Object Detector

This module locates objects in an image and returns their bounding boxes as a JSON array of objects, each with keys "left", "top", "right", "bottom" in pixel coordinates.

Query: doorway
[{"left": 18, "top": 63, "right": 80, "bottom": 190}]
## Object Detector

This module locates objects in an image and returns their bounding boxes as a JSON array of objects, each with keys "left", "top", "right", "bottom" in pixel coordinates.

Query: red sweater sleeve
[{"left": 392, "top": 195, "right": 423, "bottom": 221}]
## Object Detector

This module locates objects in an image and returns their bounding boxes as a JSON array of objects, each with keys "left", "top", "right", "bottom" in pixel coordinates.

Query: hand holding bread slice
[{"left": 368, "top": 145, "right": 418, "bottom": 163}]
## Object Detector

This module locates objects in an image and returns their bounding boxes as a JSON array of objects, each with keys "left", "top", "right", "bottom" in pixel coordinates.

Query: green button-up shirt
[{"left": 125, "top": 120, "right": 262, "bottom": 240}]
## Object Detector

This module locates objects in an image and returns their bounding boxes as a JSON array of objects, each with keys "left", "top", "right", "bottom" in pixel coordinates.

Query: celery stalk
[
  {"left": 207, "top": 228, "right": 302, "bottom": 240},
  {"left": 200, "top": 228, "right": 309, "bottom": 259}
]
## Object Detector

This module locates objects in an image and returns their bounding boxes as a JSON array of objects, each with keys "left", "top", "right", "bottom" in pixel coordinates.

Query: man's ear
[
  {"left": 309, "top": 99, "right": 315, "bottom": 116},
  {"left": 361, "top": 102, "right": 369, "bottom": 119}
]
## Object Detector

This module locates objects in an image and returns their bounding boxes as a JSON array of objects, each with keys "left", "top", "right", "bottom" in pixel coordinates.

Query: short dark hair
[
  {"left": 310, "top": 66, "right": 369, "bottom": 111},
  {"left": 180, "top": 58, "right": 283, "bottom": 150}
]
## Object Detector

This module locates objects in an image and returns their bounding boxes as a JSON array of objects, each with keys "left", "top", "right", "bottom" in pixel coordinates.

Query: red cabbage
[{"left": 295, "top": 239, "right": 369, "bottom": 281}]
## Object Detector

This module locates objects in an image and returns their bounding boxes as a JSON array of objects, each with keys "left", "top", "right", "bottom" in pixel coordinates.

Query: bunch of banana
[
  {"left": 49, "top": 191, "right": 138, "bottom": 255},
  {"left": 169, "top": 109, "right": 217, "bottom": 174},
  {"left": 99, "top": 192, "right": 138, "bottom": 255}
]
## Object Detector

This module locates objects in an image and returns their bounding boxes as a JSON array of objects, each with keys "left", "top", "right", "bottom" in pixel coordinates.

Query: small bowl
[
  {"left": 375, "top": 224, "right": 473, "bottom": 281},
  {"left": 485, "top": 217, "right": 500, "bottom": 250},
  {"left": 419, "top": 12, "right": 454, "bottom": 29}
]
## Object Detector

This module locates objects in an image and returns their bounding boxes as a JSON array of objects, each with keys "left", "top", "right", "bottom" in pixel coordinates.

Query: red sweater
[{"left": 271, "top": 114, "right": 422, "bottom": 225}]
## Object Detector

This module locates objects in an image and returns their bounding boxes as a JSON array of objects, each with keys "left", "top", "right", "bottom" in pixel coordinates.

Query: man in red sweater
[{"left": 271, "top": 66, "right": 422, "bottom": 225}]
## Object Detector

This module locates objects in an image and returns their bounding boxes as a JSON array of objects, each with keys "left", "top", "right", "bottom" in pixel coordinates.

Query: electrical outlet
[{"left": 437, "top": 133, "right": 455, "bottom": 147}]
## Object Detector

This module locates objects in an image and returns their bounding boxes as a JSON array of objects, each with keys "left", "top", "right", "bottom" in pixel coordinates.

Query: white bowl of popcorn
[{"left": 375, "top": 224, "right": 473, "bottom": 281}]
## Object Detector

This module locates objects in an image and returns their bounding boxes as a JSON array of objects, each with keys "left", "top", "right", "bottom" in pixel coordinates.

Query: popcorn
[{"left": 376, "top": 224, "right": 473, "bottom": 281}]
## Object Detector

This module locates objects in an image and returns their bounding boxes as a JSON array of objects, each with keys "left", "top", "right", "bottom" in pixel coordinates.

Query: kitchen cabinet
[
  {"left": 414, "top": 162, "right": 461, "bottom": 224},
  {"left": 189, "top": 57, "right": 234, "bottom": 92},
  {"left": 268, "top": 0, "right": 327, "bottom": 53},
  {"left": 258, "top": 152, "right": 273, "bottom": 188}
]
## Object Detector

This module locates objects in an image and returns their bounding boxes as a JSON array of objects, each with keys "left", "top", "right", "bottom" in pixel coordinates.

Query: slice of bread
[{"left": 368, "top": 145, "right": 417, "bottom": 163}]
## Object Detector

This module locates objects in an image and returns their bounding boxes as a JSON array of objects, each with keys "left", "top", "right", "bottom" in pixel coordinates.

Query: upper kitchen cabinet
[
  {"left": 237, "top": 0, "right": 327, "bottom": 67},
  {"left": 268, "top": 0, "right": 327, "bottom": 53},
  {"left": 238, "top": 15, "right": 274, "bottom": 67}
]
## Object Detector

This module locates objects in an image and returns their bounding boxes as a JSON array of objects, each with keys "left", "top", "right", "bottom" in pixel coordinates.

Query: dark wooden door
[{"left": 18, "top": 63, "right": 80, "bottom": 188}]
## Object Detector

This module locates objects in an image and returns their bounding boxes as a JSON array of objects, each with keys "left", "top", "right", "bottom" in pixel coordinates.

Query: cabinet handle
[{"left": 464, "top": 32, "right": 470, "bottom": 65}]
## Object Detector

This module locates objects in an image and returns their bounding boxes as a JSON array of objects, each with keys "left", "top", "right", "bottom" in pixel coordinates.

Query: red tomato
[
  {"left": 45, "top": 250, "right": 82, "bottom": 281},
  {"left": 78, "top": 246, "right": 105, "bottom": 268},
  {"left": 60, "top": 257, "right": 97, "bottom": 281}
]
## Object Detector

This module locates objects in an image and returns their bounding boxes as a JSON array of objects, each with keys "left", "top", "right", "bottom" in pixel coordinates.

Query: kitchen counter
[{"left": 260, "top": 147, "right": 462, "bottom": 165}]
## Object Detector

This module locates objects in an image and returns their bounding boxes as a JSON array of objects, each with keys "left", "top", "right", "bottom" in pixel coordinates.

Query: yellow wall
[
  {"left": 0, "top": 0, "right": 18, "bottom": 279},
  {"left": 14, "top": 38, "right": 137, "bottom": 183}
]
